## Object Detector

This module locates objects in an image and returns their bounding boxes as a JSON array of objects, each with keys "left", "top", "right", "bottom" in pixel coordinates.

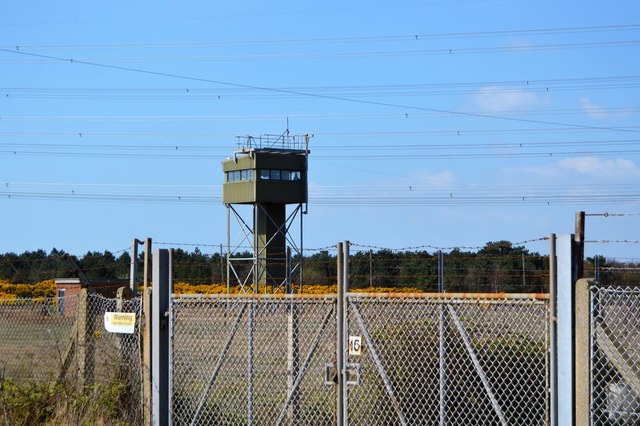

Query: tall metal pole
[
  {"left": 300, "top": 203, "right": 304, "bottom": 294},
  {"left": 219, "top": 243, "right": 224, "bottom": 286},
  {"left": 336, "top": 242, "right": 345, "bottom": 426},
  {"left": 286, "top": 247, "right": 292, "bottom": 294},
  {"left": 344, "top": 241, "right": 350, "bottom": 293},
  {"left": 437, "top": 250, "right": 444, "bottom": 292},
  {"left": 226, "top": 206, "right": 231, "bottom": 294},
  {"left": 521, "top": 253, "right": 526, "bottom": 289},
  {"left": 253, "top": 204, "right": 259, "bottom": 294},
  {"left": 369, "top": 250, "right": 373, "bottom": 288}
]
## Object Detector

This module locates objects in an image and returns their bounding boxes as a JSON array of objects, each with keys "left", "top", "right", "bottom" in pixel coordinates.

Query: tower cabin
[{"left": 222, "top": 136, "right": 308, "bottom": 289}]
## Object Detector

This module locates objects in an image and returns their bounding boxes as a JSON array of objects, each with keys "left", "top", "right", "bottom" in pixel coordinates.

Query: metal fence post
[
  {"left": 555, "top": 234, "right": 575, "bottom": 425},
  {"left": 248, "top": 299, "right": 255, "bottom": 426},
  {"left": 287, "top": 297, "right": 299, "bottom": 425},
  {"left": 336, "top": 242, "right": 345, "bottom": 426},
  {"left": 142, "top": 237, "right": 153, "bottom": 426},
  {"left": 152, "top": 248, "right": 170, "bottom": 426},
  {"left": 287, "top": 245, "right": 299, "bottom": 424},
  {"left": 549, "top": 234, "right": 558, "bottom": 426},
  {"left": 439, "top": 303, "right": 447, "bottom": 425}
]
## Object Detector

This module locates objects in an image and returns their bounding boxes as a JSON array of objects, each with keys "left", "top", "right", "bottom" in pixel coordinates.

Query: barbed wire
[
  {"left": 304, "top": 245, "right": 338, "bottom": 252},
  {"left": 80, "top": 246, "right": 133, "bottom": 257},
  {"left": 586, "top": 240, "right": 640, "bottom": 244},
  {"left": 593, "top": 267, "right": 640, "bottom": 271},
  {"left": 586, "top": 212, "right": 640, "bottom": 217},
  {"left": 155, "top": 241, "right": 224, "bottom": 248},
  {"left": 350, "top": 237, "right": 549, "bottom": 252}
]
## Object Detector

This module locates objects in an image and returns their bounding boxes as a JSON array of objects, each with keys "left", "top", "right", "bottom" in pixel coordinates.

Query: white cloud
[
  {"left": 412, "top": 170, "right": 456, "bottom": 187},
  {"left": 559, "top": 156, "right": 640, "bottom": 178},
  {"left": 579, "top": 97, "right": 632, "bottom": 121},
  {"left": 473, "top": 86, "right": 546, "bottom": 112}
]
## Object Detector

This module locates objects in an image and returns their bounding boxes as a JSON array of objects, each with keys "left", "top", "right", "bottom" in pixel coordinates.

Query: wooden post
[
  {"left": 575, "top": 211, "right": 585, "bottom": 279},
  {"left": 77, "top": 288, "right": 95, "bottom": 390},
  {"left": 130, "top": 239, "right": 139, "bottom": 297}
]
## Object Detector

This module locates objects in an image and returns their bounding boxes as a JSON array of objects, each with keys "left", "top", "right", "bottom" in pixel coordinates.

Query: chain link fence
[
  {"left": 346, "top": 294, "right": 549, "bottom": 426},
  {"left": 170, "top": 293, "right": 549, "bottom": 425},
  {"left": 0, "top": 291, "right": 143, "bottom": 425},
  {"left": 0, "top": 295, "right": 79, "bottom": 382},
  {"left": 590, "top": 285, "right": 640, "bottom": 425}
]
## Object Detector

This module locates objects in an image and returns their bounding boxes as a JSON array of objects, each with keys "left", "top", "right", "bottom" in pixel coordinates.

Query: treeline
[
  {"left": 0, "top": 247, "right": 225, "bottom": 284},
  {"left": 1, "top": 241, "right": 637, "bottom": 293}
]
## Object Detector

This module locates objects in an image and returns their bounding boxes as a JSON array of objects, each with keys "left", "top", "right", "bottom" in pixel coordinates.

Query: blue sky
[{"left": 1, "top": 0, "right": 639, "bottom": 261}]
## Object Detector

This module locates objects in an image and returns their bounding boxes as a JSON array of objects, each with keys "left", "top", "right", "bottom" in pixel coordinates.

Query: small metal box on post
[{"left": 222, "top": 133, "right": 310, "bottom": 294}]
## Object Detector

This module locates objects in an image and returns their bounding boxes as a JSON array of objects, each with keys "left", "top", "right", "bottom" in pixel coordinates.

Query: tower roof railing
[{"left": 235, "top": 133, "right": 309, "bottom": 152}]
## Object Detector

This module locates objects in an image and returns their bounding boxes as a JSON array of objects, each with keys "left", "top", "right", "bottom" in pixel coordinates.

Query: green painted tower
[{"left": 223, "top": 134, "right": 309, "bottom": 293}]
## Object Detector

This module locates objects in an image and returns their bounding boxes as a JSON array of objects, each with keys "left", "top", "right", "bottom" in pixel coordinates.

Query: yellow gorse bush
[
  {"left": 0, "top": 279, "right": 56, "bottom": 299},
  {"left": 0, "top": 280, "right": 423, "bottom": 298},
  {"left": 172, "top": 282, "right": 424, "bottom": 295}
]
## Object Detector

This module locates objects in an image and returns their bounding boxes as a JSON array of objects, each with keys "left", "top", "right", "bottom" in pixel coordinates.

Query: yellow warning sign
[{"left": 104, "top": 312, "right": 136, "bottom": 334}]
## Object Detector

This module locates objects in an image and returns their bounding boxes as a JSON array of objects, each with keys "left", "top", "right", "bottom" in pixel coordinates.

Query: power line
[
  {"left": 3, "top": 187, "right": 638, "bottom": 206},
  {"left": 4, "top": 23, "right": 640, "bottom": 49},
  {"left": 1, "top": 137, "right": 638, "bottom": 152},
  {"left": 3, "top": 79, "right": 640, "bottom": 100},
  {"left": 1, "top": 48, "right": 638, "bottom": 134},
  {"left": 3, "top": 147, "right": 640, "bottom": 160},
  {"left": 4, "top": 40, "right": 640, "bottom": 63}
]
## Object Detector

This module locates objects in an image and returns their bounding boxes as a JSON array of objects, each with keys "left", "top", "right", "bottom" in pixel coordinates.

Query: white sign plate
[
  {"left": 348, "top": 336, "right": 362, "bottom": 356},
  {"left": 104, "top": 312, "right": 136, "bottom": 334}
]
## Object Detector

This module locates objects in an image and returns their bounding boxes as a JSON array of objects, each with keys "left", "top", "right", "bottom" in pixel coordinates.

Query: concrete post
[
  {"left": 575, "top": 278, "right": 593, "bottom": 426},
  {"left": 556, "top": 234, "right": 575, "bottom": 425},
  {"left": 152, "top": 248, "right": 171, "bottom": 426}
]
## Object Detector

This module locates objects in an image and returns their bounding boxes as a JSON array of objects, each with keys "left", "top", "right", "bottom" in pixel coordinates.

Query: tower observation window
[
  {"left": 258, "top": 169, "right": 302, "bottom": 181},
  {"left": 227, "top": 169, "right": 302, "bottom": 182},
  {"left": 226, "top": 169, "right": 253, "bottom": 182}
]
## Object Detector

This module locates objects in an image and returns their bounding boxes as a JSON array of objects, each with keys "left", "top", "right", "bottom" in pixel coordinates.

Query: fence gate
[
  {"left": 589, "top": 284, "right": 640, "bottom": 425},
  {"left": 170, "top": 295, "right": 337, "bottom": 425},
  {"left": 168, "top": 292, "right": 550, "bottom": 425},
  {"left": 344, "top": 294, "right": 550, "bottom": 426}
]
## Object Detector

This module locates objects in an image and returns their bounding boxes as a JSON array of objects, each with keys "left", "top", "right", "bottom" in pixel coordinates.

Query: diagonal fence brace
[
  {"left": 352, "top": 301, "right": 409, "bottom": 426},
  {"left": 447, "top": 304, "right": 508, "bottom": 426},
  {"left": 189, "top": 303, "right": 247, "bottom": 426}
]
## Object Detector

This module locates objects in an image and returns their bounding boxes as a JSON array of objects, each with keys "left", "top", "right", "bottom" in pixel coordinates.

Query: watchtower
[{"left": 223, "top": 133, "right": 309, "bottom": 293}]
